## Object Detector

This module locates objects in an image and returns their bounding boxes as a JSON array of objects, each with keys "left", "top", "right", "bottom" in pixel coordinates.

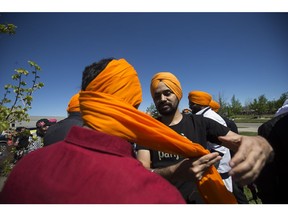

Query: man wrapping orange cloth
[{"left": 79, "top": 58, "right": 237, "bottom": 203}]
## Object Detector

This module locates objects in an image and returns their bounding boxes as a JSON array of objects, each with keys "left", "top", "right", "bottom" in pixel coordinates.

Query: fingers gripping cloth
[{"left": 79, "top": 59, "right": 237, "bottom": 204}]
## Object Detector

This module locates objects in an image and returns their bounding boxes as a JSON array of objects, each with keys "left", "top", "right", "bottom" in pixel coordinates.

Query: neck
[{"left": 160, "top": 109, "right": 183, "bottom": 126}]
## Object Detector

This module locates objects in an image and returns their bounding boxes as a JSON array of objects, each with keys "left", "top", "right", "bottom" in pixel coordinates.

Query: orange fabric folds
[
  {"left": 79, "top": 58, "right": 237, "bottom": 204},
  {"left": 67, "top": 92, "right": 80, "bottom": 112},
  {"left": 150, "top": 72, "right": 183, "bottom": 100},
  {"left": 210, "top": 99, "right": 220, "bottom": 112},
  {"left": 188, "top": 90, "right": 212, "bottom": 106}
]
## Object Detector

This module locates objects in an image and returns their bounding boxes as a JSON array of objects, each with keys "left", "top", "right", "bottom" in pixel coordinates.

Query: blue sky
[{"left": 0, "top": 12, "right": 287, "bottom": 117}]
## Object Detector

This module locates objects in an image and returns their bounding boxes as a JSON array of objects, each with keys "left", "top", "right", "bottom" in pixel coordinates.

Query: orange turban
[
  {"left": 188, "top": 91, "right": 212, "bottom": 106},
  {"left": 79, "top": 59, "right": 237, "bottom": 204},
  {"left": 210, "top": 99, "right": 220, "bottom": 112},
  {"left": 150, "top": 72, "right": 182, "bottom": 100},
  {"left": 67, "top": 92, "right": 80, "bottom": 112}
]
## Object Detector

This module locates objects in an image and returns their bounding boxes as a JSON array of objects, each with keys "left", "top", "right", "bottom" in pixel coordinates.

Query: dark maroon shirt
[{"left": 0, "top": 126, "right": 185, "bottom": 204}]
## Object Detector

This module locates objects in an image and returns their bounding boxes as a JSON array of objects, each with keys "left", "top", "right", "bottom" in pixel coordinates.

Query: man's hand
[
  {"left": 219, "top": 134, "right": 274, "bottom": 186},
  {"left": 170, "top": 152, "right": 222, "bottom": 182}
]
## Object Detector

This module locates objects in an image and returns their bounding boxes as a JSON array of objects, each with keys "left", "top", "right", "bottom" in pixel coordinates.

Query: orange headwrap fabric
[
  {"left": 150, "top": 72, "right": 182, "bottom": 100},
  {"left": 188, "top": 90, "right": 212, "bottom": 106},
  {"left": 67, "top": 92, "right": 80, "bottom": 112},
  {"left": 210, "top": 99, "right": 220, "bottom": 112},
  {"left": 79, "top": 59, "right": 237, "bottom": 204}
]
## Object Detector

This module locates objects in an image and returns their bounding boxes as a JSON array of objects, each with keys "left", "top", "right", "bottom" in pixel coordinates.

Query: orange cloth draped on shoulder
[
  {"left": 79, "top": 58, "right": 237, "bottom": 204},
  {"left": 67, "top": 92, "right": 80, "bottom": 112}
]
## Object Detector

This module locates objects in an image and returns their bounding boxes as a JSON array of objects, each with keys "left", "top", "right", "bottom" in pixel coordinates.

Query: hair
[
  {"left": 81, "top": 58, "right": 115, "bottom": 90},
  {"left": 36, "top": 118, "right": 50, "bottom": 128}
]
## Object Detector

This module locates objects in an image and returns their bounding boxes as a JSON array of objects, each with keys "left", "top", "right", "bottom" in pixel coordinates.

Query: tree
[
  {"left": 0, "top": 21, "right": 44, "bottom": 133},
  {"left": 230, "top": 95, "right": 242, "bottom": 115},
  {"left": 276, "top": 92, "right": 288, "bottom": 109},
  {"left": 249, "top": 94, "right": 269, "bottom": 117},
  {"left": 217, "top": 92, "right": 229, "bottom": 116},
  {"left": 145, "top": 103, "right": 160, "bottom": 118},
  {"left": 0, "top": 23, "right": 17, "bottom": 35},
  {"left": 0, "top": 61, "right": 44, "bottom": 132},
  {"left": 266, "top": 100, "right": 277, "bottom": 115}
]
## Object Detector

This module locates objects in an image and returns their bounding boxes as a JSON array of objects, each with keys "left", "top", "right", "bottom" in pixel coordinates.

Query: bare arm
[
  {"left": 218, "top": 131, "right": 274, "bottom": 186},
  {"left": 137, "top": 149, "right": 221, "bottom": 182}
]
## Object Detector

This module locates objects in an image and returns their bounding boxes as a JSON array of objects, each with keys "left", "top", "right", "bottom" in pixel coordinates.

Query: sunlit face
[{"left": 152, "top": 81, "right": 179, "bottom": 116}]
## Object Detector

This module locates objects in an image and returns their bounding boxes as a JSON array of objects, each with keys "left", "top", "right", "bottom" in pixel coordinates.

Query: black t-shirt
[
  {"left": 136, "top": 114, "right": 229, "bottom": 168},
  {"left": 136, "top": 114, "right": 229, "bottom": 203},
  {"left": 256, "top": 112, "right": 288, "bottom": 204},
  {"left": 221, "top": 115, "right": 238, "bottom": 134}
]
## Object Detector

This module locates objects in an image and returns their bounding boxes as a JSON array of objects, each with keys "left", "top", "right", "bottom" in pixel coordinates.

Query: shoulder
[
  {"left": 258, "top": 113, "right": 288, "bottom": 136},
  {"left": 204, "top": 110, "right": 226, "bottom": 126}
]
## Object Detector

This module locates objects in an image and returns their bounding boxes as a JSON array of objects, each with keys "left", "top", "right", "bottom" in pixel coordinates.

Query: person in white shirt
[
  {"left": 275, "top": 99, "right": 288, "bottom": 117},
  {"left": 188, "top": 90, "right": 233, "bottom": 192}
]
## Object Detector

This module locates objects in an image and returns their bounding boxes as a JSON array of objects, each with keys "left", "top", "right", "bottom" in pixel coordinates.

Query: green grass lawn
[
  {"left": 239, "top": 131, "right": 258, "bottom": 136},
  {"left": 233, "top": 115, "right": 273, "bottom": 123}
]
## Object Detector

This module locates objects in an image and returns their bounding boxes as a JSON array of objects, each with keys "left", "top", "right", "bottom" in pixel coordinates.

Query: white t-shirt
[
  {"left": 196, "top": 107, "right": 233, "bottom": 192},
  {"left": 275, "top": 99, "right": 288, "bottom": 117}
]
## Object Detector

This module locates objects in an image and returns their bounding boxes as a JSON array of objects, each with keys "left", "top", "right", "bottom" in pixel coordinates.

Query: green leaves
[
  {"left": 0, "top": 60, "right": 44, "bottom": 132},
  {"left": 0, "top": 23, "right": 17, "bottom": 35},
  {"left": 15, "top": 68, "right": 29, "bottom": 76},
  {"left": 28, "top": 61, "right": 41, "bottom": 71}
]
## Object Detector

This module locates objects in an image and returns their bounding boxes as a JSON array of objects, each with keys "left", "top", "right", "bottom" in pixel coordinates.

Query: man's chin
[{"left": 159, "top": 109, "right": 175, "bottom": 116}]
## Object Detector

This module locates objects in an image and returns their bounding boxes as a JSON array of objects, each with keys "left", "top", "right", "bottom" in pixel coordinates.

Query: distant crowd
[{"left": 0, "top": 118, "right": 57, "bottom": 164}]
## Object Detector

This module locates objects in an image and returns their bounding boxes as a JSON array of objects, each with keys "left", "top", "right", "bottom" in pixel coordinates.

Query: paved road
[{"left": 236, "top": 122, "right": 262, "bottom": 133}]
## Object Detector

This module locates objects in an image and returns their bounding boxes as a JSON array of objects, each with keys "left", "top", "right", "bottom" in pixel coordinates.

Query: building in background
[{"left": 11, "top": 116, "right": 66, "bottom": 130}]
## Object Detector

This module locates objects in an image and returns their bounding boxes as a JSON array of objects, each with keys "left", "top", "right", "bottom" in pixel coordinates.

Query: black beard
[
  {"left": 157, "top": 101, "right": 179, "bottom": 116},
  {"left": 190, "top": 106, "right": 201, "bottom": 114}
]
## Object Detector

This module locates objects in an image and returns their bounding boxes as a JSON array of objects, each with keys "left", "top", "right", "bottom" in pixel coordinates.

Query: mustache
[{"left": 157, "top": 101, "right": 171, "bottom": 108}]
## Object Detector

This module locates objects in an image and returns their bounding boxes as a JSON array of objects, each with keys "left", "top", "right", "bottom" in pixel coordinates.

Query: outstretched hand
[{"left": 218, "top": 135, "right": 274, "bottom": 186}]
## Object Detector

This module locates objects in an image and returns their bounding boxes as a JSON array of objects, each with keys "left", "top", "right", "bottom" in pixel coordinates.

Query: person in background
[
  {"left": 44, "top": 92, "right": 83, "bottom": 146},
  {"left": 188, "top": 90, "right": 233, "bottom": 193},
  {"left": 136, "top": 72, "right": 273, "bottom": 204},
  {"left": 13, "top": 127, "right": 31, "bottom": 163},
  {"left": 274, "top": 98, "right": 288, "bottom": 117},
  {"left": 256, "top": 111, "right": 288, "bottom": 203},
  {"left": 28, "top": 118, "right": 52, "bottom": 152},
  {"left": 191, "top": 92, "right": 248, "bottom": 204}
]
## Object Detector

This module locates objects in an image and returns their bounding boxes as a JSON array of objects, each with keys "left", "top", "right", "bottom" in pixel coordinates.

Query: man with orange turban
[
  {"left": 137, "top": 71, "right": 273, "bottom": 204},
  {"left": 188, "top": 90, "right": 245, "bottom": 202},
  {"left": 43, "top": 92, "right": 83, "bottom": 146}
]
